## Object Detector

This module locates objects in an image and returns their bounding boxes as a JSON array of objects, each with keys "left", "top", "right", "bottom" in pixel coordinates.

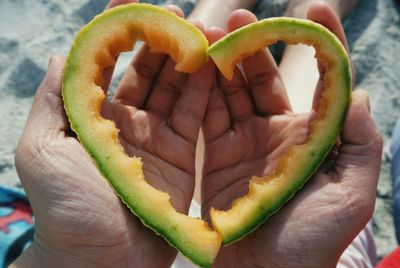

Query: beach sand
[{"left": 0, "top": 0, "right": 399, "bottom": 259}]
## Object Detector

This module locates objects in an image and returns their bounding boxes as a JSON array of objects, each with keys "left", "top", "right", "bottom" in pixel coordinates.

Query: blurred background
[{"left": 0, "top": 0, "right": 399, "bottom": 259}]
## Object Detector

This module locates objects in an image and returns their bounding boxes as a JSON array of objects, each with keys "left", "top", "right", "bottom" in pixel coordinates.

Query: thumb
[
  {"left": 15, "top": 55, "right": 67, "bottom": 185},
  {"left": 341, "top": 90, "right": 380, "bottom": 146},
  {"left": 335, "top": 89, "right": 382, "bottom": 202},
  {"left": 25, "top": 55, "right": 67, "bottom": 143}
]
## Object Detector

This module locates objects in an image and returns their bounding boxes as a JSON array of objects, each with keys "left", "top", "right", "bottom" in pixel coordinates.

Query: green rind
[
  {"left": 208, "top": 17, "right": 352, "bottom": 245},
  {"left": 62, "top": 3, "right": 217, "bottom": 268},
  {"left": 221, "top": 137, "right": 342, "bottom": 245}
]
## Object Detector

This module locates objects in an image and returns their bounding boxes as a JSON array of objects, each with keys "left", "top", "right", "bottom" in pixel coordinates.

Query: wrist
[
  {"left": 10, "top": 239, "right": 90, "bottom": 268},
  {"left": 9, "top": 246, "right": 39, "bottom": 268}
]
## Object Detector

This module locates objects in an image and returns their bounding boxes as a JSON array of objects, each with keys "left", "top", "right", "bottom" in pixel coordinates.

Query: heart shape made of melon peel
[{"left": 62, "top": 3, "right": 351, "bottom": 267}]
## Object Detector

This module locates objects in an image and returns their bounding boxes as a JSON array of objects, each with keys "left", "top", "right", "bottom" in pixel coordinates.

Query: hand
[
  {"left": 13, "top": 1, "right": 214, "bottom": 267},
  {"left": 202, "top": 3, "right": 382, "bottom": 268}
]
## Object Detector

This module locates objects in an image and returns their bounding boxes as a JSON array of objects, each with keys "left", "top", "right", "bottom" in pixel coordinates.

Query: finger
[
  {"left": 203, "top": 26, "right": 231, "bottom": 142},
  {"left": 322, "top": 90, "right": 373, "bottom": 172},
  {"left": 218, "top": 67, "right": 254, "bottom": 122},
  {"left": 145, "top": 16, "right": 200, "bottom": 117},
  {"left": 112, "top": 5, "right": 184, "bottom": 108},
  {"left": 205, "top": 26, "right": 226, "bottom": 45},
  {"left": 113, "top": 45, "right": 168, "bottom": 107},
  {"left": 307, "top": 1, "right": 355, "bottom": 85},
  {"left": 307, "top": 2, "right": 355, "bottom": 112},
  {"left": 333, "top": 90, "right": 382, "bottom": 207},
  {"left": 25, "top": 55, "right": 68, "bottom": 141},
  {"left": 188, "top": 18, "right": 205, "bottom": 34},
  {"left": 145, "top": 59, "right": 188, "bottom": 117},
  {"left": 228, "top": 9, "right": 291, "bottom": 115},
  {"left": 226, "top": 9, "right": 256, "bottom": 33},
  {"left": 102, "top": 0, "right": 139, "bottom": 91},
  {"left": 243, "top": 50, "right": 291, "bottom": 115},
  {"left": 307, "top": 2, "right": 350, "bottom": 53},
  {"left": 341, "top": 90, "right": 377, "bottom": 146},
  {"left": 203, "top": 84, "right": 231, "bottom": 143},
  {"left": 217, "top": 15, "right": 254, "bottom": 122},
  {"left": 311, "top": 63, "right": 325, "bottom": 112},
  {"left": 170, "top": 63, "right": 215, "bottom": 144},
  {"left": 211, "top": 10, "right": 255, "bottom": 123},
  {"left": 163, "top": 4, "right": 184, "bottom": 18},
  {"left": 106, "top": 0, "right": 138, "bottom": 9},
  {"left": 307, "top": 2, "right": 355, "bottom": 78}
]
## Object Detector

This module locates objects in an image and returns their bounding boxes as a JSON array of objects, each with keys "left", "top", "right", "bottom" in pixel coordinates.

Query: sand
[{"left": 0, "top": 0, "right": 399, "bottom": 259}]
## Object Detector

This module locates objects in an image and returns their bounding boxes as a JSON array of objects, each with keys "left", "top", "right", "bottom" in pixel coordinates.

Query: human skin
[
  {"left": 188, "top": 0, "right": 257, "bottom": 30},
  {"left": 11, "top": 0, "right": 215, "bottom": 267},
  {"left": 280, "top": 0, "right": 358, "bottom": 113},
  {"left": 11, "top": 1, "right": 382, "bottom": 268},
  {"left": 201, "top": 4, "right": 382, "bottom": 268}
]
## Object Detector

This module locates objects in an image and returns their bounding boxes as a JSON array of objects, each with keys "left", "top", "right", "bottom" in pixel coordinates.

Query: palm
[
  {"left": 101, "top": 46, "right": 214, "bottom": 213},
  {"left": 16, "top": 41, "right": 214, "bottom": 266},
  {"left": 66, "top": 47, "right": 212, "bottom": 262},
  {"left": 202, "top": 100, "right": 344, "bottom": 267},
  {"left": 202, "top": 71, "right": 380, "bottom": 268},
  {"left": 24, "top": 136, "right": 176, "bottom": 267},
  {"left": 211, "top": 165, "right": 377, "bottom": 267},
  {"left": 105, "top": 102, "right": 196, "bottom": 213},
  {"left": 203, "top": 112, "right": 313, "bottom": 212},
  {"left": 202, "top": 7, "right": 381, "bottom": 267}
]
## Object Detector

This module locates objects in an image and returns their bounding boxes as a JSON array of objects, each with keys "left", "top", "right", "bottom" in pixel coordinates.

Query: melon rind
[
  {"left": 208, "top": 18, "right": 352, "bottom": 245},
  {"left": 62, "top": 3, "right": 219, "bottom": 267}
]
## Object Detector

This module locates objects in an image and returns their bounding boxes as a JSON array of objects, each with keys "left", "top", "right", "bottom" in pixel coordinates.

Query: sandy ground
[{"left": 0, "top": 0, "right": 399, "bottom": 260}]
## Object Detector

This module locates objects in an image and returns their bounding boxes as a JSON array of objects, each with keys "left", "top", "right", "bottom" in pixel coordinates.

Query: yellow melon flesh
[
  {"left": 208, "top": 17, "right": 352, "bottom": 245},
  {"left": 62, "top": 3, "right": 219, "bottom": 267}
]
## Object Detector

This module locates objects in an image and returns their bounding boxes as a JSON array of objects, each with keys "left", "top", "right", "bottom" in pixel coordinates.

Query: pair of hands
[{"left": 13, "top": 0, "right": 382, "bottom": 267}]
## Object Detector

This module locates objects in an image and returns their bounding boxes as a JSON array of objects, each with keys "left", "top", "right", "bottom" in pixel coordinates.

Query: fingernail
[
  {"left": 47, "top": 55, "right": 65, "bottom": 70},
  {"left": 361, "top": 90, "right": 371, "bottom": 114},
  {"left": 355, "top": 89, "right": 371, "bottom": 114},
  {"left": 48, "top": 55, "right": 55, "bottom": 67},
  {"left": 164, "top": 4, "right": 184, "bottom": 17},
  {"left": 365, "top": 94, "right": 371, "bottom": 114}
]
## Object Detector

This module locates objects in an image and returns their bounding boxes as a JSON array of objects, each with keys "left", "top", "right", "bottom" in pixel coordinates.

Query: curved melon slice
[
  {"left": 62, "top": 3, "right": 219, "bottom": 267},
  {"left": 208, "top": 18, "right": 352, "bottom": 245}
]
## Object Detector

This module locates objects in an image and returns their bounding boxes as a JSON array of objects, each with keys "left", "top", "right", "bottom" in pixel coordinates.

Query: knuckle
[
  {"left": 249, "top": 70, "right": 279, "bottom": 88},
  {"left": 222, "top": 84, "right": 243, "bottom": 97},
  {"left": 189, "top": 83, "right": 208, "bottom": 93},
  {"left": 134, "top": 61, "right": 157, "bottom": 80},
  {"left": 14, "top": 138, "right": 38, "bottom": 175},
  {"left": 354, "top": 194, "right": 375, "bottom": 223},
  {"left": 175, "top": 105, "right": 202, "bottom": 123},
  {"left": 158, "top": 80, "right": 181, "bottom": 95},
  {"left": 14, "top": 141, "right": 27, "bottom": 171},
  {"left": 232, "top": 113, "right": 251, "bottom": 122},
  {"left": 369, "top": 130, "right": 384, "bottom": 158},
  {"left": 374, "top": 131, "right": 384, "bottom": 149},
  {"left": 206, "top": 104, "right": 226, "bottom": 118},
  {"left": 219, "top": 76, "right": 245, "bottom": 96}
]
